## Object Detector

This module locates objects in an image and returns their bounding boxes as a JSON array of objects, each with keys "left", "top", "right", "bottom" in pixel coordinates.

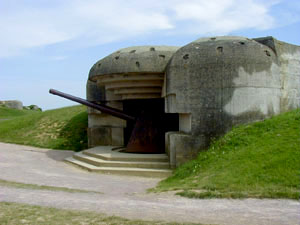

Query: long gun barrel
[{"left": 49, "top": 89, "right": 135, "bottom": 121}]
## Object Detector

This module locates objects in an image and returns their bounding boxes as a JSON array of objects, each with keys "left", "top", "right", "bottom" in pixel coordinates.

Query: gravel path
[{"left": 0, "top": 142, "right": 299, "bottom": 225}]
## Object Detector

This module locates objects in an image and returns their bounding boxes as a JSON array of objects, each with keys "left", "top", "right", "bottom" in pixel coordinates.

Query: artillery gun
[{"left": 49, "top": 89, "right": 165, "bottom": 153}]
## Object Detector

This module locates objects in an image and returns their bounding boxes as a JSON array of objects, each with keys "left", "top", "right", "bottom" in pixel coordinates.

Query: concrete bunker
[
  {"left": 85, "top": 36, "right": 300, "bottom": 168},
  {"left": 87, "top": 46, "right": 180, "bottom": 154}
]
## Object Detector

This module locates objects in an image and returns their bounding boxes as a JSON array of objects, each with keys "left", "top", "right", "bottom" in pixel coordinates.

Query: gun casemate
[{"left": 49, "top": 88, "right": 175, "bottom": 154}]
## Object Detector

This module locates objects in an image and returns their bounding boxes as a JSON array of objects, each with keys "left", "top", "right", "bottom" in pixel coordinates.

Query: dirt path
[{"left": 0, "top": 142, "right": 299, "bottom": 225}]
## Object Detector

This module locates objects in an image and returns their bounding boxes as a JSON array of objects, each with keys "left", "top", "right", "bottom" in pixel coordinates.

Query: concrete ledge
[
  {"left": 65, "top": 155, "right": 172, "bottom": 178},
  {"left": 73, "top": 152, "right": 170, "bottom": 169},
  {"left": 87, "top": 127, "right": 124, "bottom": 147},
  {"left": 166, "top": 132, "right": 207, "bottom": 168},
  {"left": 84, "top": 146, "right": 169, "bottom": 162}
]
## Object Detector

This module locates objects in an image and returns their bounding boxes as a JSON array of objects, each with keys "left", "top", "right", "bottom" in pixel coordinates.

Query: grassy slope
[
  {"left": 0, "top": 105, "right": 87, "bottom": 151},
  {"left": 0, "top": 106, "right": 39, "bottom": 119},
  {"left": 154, "top": 109, "right": 300, "bottom": 199}
]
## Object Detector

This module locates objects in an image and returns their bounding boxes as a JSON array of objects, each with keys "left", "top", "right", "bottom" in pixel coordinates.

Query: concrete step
[
  {"left": 65, "top": 157, "right": 99, "bottom": 170},
  {"left": 65, "top": 157, "right": 172, "bottom": 178},
  {"left": 73, "top": 152, "right": 170, "bottom": 169},
  {"left": 83, "top": 146, "right": 169, "bottom": 162}
]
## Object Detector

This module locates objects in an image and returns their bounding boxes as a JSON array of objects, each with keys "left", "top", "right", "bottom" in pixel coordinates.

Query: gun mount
[{"left": 49, "top": 89, "right": 165, "bottom": 153}]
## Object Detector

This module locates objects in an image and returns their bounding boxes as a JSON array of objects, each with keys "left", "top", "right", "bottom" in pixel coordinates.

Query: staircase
[{"left": 65, "top": 146, "right": 172, "bottom": 177}]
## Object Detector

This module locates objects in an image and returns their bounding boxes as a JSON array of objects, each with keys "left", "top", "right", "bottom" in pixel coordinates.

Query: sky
[{"left": 1, "top": 0, "right": 300, "bottom": 110}]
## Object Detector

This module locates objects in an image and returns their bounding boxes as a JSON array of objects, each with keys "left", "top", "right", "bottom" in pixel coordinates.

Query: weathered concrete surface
[
  {"left": 85, "top": 36, "right": 300, "bottom": 166},
  {"left": 86, "top": 80, "right": 125, "bottom": 147},
  {"left": 255, "top": 36, "right": 300, "bottom": 112},
  {"left": 0, "top": 100, "right": 23, "bottom": 110},
  {"left": 165, "top": 36, "right": 300, "bottom": 166},
  {"left": 87, "top": 46, "right": 179, "bottom": 148},
  {"left": 165, "top": 131, "right": 206, "bottom": 168},
  {"left": 86, "top": 80, "right": 105, "bottom": 102},
  {"left": 87, "top": 126, "right": 124, "bottom": 147},
  {"left": 166, "top": 36, "right": 280, "bottom": 134},
  {"left": 0, "top": 142, "right": 299, "bottom": 225},
  {"left": 89, "top": 46, "right": 179, "bottom": 81}
]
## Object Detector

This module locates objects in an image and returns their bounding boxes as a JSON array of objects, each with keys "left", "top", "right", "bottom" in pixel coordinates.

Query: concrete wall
[
  {"left": 254, "top": 37, "right": 300, "bottom": 112},
  {"left": 86, "top": 36, "right": 299, "bottom": 167},
  {"left": 165, "top": 36, "right": 300, "bottom": 167},
  {"left": 86, "top": 46, "right": 179, "bottom": 149},
  {"left": 0, "top": 100, "right": 23, "bottom": 110},
  {"left": 86, "top": 80, "right": 125, "bottom": 147}
]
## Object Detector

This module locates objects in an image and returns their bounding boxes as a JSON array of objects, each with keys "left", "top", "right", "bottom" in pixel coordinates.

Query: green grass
[
  {"left": 0, "top": 105, "right": 87, "bottom": 151},
  {"left": 0, "top": 106, "right": 39, "bottom": 119},
  {"left": 153, "top": 109, "right": 300, "bottom": 199},
  {"left": 0, "top": 179, "right": 103, "bottom": 194},
  {"left": 0, "top": 202, "right": 201, "bottom": 225}
]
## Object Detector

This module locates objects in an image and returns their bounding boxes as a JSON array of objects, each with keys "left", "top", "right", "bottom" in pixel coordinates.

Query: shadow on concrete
[{"left": 45, "top": 150, "right": 74, "bottom": 161}]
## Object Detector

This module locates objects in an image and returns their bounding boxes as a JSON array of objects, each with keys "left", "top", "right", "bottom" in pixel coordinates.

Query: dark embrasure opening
[{"left": 123, "top": 98, "right": 179, "bottom": 152}]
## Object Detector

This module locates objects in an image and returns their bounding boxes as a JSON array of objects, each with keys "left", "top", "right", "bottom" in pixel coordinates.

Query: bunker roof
[
  {"left": 167, "top": 36, "right": 278, "bottom": 75},
  {"left": 89, "top": 46, "right": 179, "bottom": 81}
]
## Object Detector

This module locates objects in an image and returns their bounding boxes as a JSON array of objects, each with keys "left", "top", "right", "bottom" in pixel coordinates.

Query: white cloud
[
  {"left": 0, "top": 0, "right": 293, "bottom": 58},
  {"left": 171, "top": 0, "right": 276, "bottom": 34},
  {"left": 0, "top": 6, "right": 74, "bottom": 57},
  {"left": 0, "top": 0, "right": 173, "bottom": 58}
]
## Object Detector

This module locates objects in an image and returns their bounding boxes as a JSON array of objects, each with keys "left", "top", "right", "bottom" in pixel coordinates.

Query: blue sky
[{"left": 1, "top": 0, "right": 300, "bottom": 110}]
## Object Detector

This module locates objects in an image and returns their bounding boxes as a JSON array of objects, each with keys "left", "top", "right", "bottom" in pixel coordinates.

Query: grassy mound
[
  {"left": 0, "top": 105, "right": 87, "bottom": 151},
  {"left": 154, "top": 109, "right": 300, "bottom": 199},
  {"left": 0, "top": 106, "right": 39, "bottom": 119}
]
